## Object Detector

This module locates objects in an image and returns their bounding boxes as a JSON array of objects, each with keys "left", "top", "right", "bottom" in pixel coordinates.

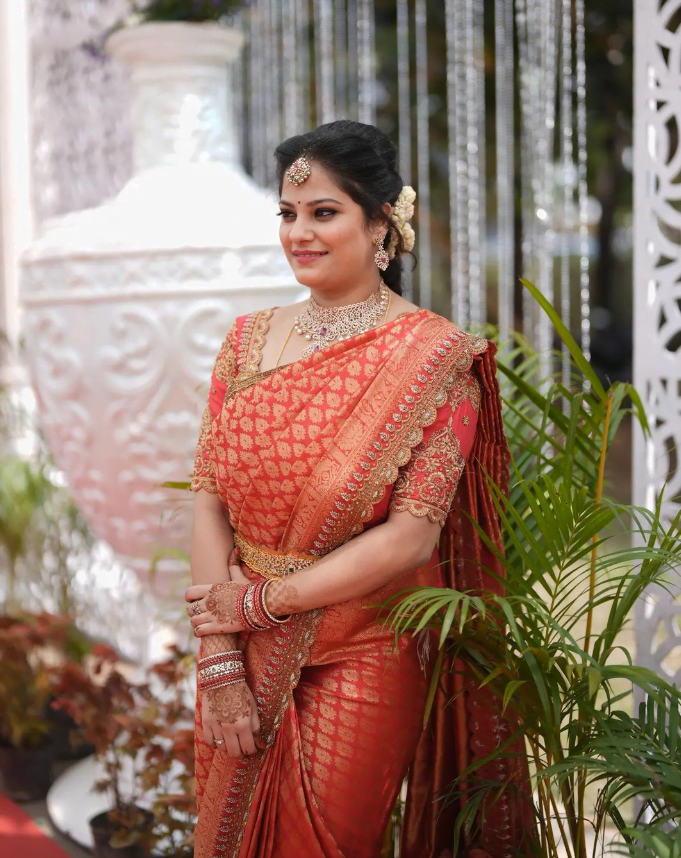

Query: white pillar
[
  {"left": 0, "top": 0, "right": 33, "bottom": 382},
  {"left": 633, "top": 0, "right": 681, "bottom": 684}
]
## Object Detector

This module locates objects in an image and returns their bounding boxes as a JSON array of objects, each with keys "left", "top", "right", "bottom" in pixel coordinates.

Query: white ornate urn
[{"left": 21, "top": 22, "right": 304, "bottom": 594}]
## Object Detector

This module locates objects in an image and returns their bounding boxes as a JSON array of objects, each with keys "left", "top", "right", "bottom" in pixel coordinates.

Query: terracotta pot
[
  {"left": 89, "top": 807, "right": 154, "bottom": 858},
  {"left": 0, "top": 741, "right": 54, "bottom": 801}
]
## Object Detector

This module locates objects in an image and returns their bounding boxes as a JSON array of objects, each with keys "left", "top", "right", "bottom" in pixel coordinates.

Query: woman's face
[{"left": 278, "top": 163, "right": 383, "bottom": 295}]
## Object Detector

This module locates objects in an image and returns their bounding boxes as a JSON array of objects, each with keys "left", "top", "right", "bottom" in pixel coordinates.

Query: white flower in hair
[
  {"left": 387, "top": 185, "right": 417, "bottom": 259},
  {"left": 401, "top": 222, "right": 415, "bottom": 253}
]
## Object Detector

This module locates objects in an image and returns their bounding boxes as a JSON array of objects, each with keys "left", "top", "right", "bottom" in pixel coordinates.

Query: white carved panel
[{"left": 633, "top": 0, "right": 681, "bottom": 685}]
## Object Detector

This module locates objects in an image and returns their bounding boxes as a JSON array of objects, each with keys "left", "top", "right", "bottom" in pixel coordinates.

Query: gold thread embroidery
[
  {"left": 310, "top": 330, "right": 488, "bottom": 552},
  {"left": 450, "top": 368, "right": 483, "bottom": 413},
  {"left": 190, "top": 402, "right": 219, "bottom": 493},
  {"left": 190, "top": 322, "right": 238, "bottom": 493},
  {"left": 227, "top": 308, "right": 276, "bottom": 399},
  {"left": 213, "top": 609, "right": 323, "bottom": 858},
  {"left": 388, "top": 423, "right": 465, "bottom": 527}
]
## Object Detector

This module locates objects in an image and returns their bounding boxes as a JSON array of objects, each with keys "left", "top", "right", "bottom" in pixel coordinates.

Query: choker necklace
[{"left": 294, "top": 280, "right": 391, "bottom": 357}]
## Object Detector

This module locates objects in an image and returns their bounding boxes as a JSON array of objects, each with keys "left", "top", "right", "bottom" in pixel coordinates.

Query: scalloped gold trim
[
  {"left": 227, "top": 308, "right": 276, "bottom": 399},
  {"left": 309, "top": 332, "right": 488, "bottom": 552}
]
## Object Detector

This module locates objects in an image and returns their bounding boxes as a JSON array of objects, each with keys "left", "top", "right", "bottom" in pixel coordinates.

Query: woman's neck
[{"left": 307, "top": 275, "right": 383, "bottom": 308}]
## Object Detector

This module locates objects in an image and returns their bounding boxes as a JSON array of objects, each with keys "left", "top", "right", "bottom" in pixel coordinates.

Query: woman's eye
[
  {"left": 277, "top": 210, "right": 295, "bottom": 220},
  {"left": 315, "top": 208, "right": 336, "bottom": 218}
]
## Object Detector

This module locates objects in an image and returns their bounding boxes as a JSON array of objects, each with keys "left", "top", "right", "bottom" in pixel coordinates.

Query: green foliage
[
  {"left": 0, "top": 456, "right": 51, "bottom": 610},
  {"left": 0, "top": 452, "right": 96, "bottom": 616},
  {"left": 386, "top": 282, "right": 681, "bottom": 857}
]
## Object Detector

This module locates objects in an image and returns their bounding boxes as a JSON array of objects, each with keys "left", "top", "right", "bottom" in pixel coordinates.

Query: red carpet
[{"left": 0, "top": 791, "right": 72, "bottom": 858}]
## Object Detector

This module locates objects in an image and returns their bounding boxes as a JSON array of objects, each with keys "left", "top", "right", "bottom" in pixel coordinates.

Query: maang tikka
[{"left": 285, "top": 156, "right": 312, "bottom": 185}]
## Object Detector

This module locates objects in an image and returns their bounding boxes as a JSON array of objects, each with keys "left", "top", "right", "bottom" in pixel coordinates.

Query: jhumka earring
[
  {"left": 285, "top": 156, "right": 312, "bottom": 185},
  {"left": 373, "top": 234, "right": 390, "bottom": 271}
]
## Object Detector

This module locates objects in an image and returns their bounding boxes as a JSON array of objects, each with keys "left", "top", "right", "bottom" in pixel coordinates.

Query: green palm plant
[{"left": 388, "top": 281, "right": 681, "bottom": 857}]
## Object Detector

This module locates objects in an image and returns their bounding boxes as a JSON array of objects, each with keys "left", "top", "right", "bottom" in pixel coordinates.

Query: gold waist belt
[{"left": 233, "top": 532, "right": 320, "bottom": 579}]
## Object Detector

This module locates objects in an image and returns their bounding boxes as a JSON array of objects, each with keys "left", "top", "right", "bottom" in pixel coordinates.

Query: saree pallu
[{"left": 191, "top": 308, "right": 534, "bottom": 858}]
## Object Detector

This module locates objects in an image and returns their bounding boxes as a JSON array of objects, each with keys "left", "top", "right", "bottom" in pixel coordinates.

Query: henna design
[
  {"left": 201, "top": 633, "right": 240, "bottom": 659},
  {"left": 265, "top": 576, "right": 303, "bottom": 616},
  {"left": 207, "top": 682, "right": 252, "bottom": 725},
  {"left": 205, "top": 582, "right": 243, "bottom": 624}
]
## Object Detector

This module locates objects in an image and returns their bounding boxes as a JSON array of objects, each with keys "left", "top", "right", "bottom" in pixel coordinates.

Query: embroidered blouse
[{"left": 191, "top": 310, "right": 482, "bottom": 530}]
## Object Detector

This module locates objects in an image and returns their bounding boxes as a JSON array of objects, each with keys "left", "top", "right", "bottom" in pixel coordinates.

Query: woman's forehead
[{"left": 280, "top": 164, "right": 349, "bottom": 204}]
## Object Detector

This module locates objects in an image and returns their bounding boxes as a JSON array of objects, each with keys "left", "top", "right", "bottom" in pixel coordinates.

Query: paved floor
[{"left": 17, "top": 762, "right": 90, "bottom": 858}]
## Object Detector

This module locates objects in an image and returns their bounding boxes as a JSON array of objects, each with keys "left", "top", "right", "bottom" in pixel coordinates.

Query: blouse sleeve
[
  {"left": 190, "top": 321, "right": 238, "bottom": 493},
  {"left": 388, "top": 367, "right": 482, "bottom": 527}
]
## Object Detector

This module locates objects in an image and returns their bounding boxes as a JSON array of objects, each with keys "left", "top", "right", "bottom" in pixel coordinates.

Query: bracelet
[
  {"left": 260, "top": 580, "right": 291, "bottom": 625},
  {"left": 198, "top": 663, "right": 246, "bottom": 692},
  {"left": 234, "top": 582, "right": 293, "bottom": 631},
  {"left": 235, "top": 584, "right": 261, "bottom": 631},
  {"left": 198, "top": 660, "right": 244, "bottom": 679},
  {"left": 198, "top": 650, "right": 243, "bottom": 669},
  {"left": 197, "top": 649, "right": 246, "bottom": 693},
  {"left": 249, "top": 581, "right": 273, "bottom": 628},
  {"left": 199, "top": 674, "right": 246, "bottom": 693},
  {"left": 240, "top": 584, "right": 269, "bottom": 631}
]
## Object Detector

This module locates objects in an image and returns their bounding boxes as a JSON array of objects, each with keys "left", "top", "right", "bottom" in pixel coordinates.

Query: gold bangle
[{"left": 260, "top": 580, "right": 291, "bottom": 625}]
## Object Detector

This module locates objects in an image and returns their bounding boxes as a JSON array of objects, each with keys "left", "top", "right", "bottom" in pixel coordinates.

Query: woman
[{"left": 185, "top": 120, "right": 533, "bottom": 858}]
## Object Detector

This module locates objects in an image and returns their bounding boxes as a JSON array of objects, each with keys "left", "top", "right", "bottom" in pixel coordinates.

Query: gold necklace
[
  {"left": 275, "top": 287, "right": 392, "bottom": 369},
  {"left": 294, "top": 280, "right": 390, "bottom": 357}
]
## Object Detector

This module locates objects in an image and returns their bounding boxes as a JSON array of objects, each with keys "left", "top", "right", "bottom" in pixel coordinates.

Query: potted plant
[
  {"left": 141, "top": 645, "right": 197, "bottom": 858},
  {"left": 53, "top": 643, "right": 198, "bottom": 858},
  {"left": 0, "top": 612, "right": 81, "bottom": 800},
  {"left": 388, "top": 283, "right": 681, "bottom": 857},
  {"left": 53, "top": 644, "right": 158, "bottom": 858}
]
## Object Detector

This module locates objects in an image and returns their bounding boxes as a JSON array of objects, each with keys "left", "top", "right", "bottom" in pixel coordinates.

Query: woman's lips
[{"left": 292, "top": 251, "right": 328, "bottom": 263}]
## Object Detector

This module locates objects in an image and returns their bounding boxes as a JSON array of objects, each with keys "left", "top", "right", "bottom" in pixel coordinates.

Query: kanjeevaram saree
[{"left": 190, "top": 307, "right": 533, "bottom": 858}]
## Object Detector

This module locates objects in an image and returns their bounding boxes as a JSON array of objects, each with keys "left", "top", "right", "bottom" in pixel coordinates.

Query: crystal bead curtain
[{"left": 27, "top": 0, "right": 591, "bottom": 356}]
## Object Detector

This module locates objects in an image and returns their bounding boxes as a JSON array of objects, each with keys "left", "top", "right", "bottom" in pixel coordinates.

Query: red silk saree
[{"left": 191, "top": 307, "right": 534, "bottom": 858}]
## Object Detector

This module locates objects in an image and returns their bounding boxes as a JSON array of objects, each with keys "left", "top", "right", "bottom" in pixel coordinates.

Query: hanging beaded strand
[
  {"left": 576, "top": 0, "right": 591, "bottom": 366},
  {"left": 560, "top": 0, "right": 575, "bottom": 391},
  {"left": 495, "top": 0, "right": 514, "bottom": 350}
]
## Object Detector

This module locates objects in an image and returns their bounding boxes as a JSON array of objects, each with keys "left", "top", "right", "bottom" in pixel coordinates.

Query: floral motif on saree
[{"left": 190, "top": 307, "right": 533, "bottom": 858}]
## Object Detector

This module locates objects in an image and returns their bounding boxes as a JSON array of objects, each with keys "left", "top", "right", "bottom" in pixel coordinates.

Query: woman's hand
[
  {"left": 186, "top": 580, "right": 246, "bottom": 636},
  {"left": 186, "top": 548, "right": 252, "bottom": 636},
  {"left": 201, "top": 681, "right": 261, "bottom": 758}
]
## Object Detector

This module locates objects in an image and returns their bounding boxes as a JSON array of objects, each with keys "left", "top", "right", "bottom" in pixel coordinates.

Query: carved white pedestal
[{"left": 21, "top": 23, "right": 304, "bottom": 594}]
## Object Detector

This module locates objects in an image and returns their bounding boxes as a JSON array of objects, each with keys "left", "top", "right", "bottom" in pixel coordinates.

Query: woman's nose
[{"left": 288, "top": 215, "right": 313, "bottom": 242}]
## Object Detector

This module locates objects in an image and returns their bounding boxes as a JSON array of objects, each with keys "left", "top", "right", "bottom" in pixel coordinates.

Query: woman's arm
[
  {"left": 264, "top": 508, "right": 440, "bottom": 615},
  {"left": 190, "top": 490, "right": 235, "bottom": 586},
  {"left": 190, "top": 490, "right": 237, "bottom": 654}
]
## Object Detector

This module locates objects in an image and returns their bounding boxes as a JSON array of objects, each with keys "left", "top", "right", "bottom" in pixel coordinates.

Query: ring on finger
[
  {"left": 191, "top": 600, "right": 202, "bottom": 616},
  {"left": 215, "top": 738, "right": 224, "bottom": 747}
]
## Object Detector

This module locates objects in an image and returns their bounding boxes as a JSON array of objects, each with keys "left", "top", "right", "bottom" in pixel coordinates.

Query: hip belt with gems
[{"left": 233, "top": 532, "right": 321, "bottom": 578}]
